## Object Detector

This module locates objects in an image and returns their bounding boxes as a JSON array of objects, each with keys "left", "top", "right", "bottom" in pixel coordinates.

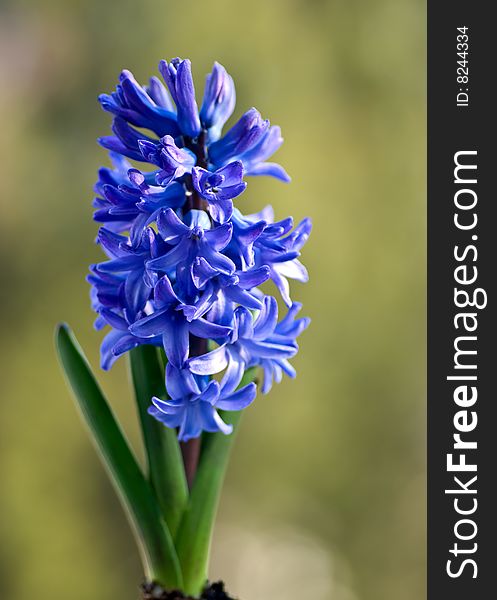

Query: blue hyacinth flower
[
  {"left": 191, "top": 161, "right": 246, "bottom": 223},
  {"left": 148, "top": 363, "right": 256, "bottom": 441},
  {"left": 129, "top": 276, "right": 231, "bottom": 369},
  {"left": 187, "top": 296, "right": 310, "bottom": 394},
  {"left": 89, "top": 57, "right": 311, "bottom": 440}
]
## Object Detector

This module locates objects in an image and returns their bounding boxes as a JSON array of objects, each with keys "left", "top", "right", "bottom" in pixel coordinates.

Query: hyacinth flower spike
[{"left": 56, "top": 56, "right": 310, "bottom": 599}]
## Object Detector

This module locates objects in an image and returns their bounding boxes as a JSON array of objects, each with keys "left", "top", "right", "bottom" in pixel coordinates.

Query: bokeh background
[{"left": 0, "top": 0, "right": 426, "bottom": 599}]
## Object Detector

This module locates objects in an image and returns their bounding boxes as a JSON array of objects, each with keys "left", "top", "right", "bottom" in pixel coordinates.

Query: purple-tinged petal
[
  {"left": 96, "top": 255, "right": 143, "bottom": 273},
  {"left": 157, "top": 208, "right": 191, "bottom": 242},
  {"left": 99, "top": 309, "right": 129, "bottom": 331},
  {"left": 129, "top": 308, "right": 170, "bottom": 338},
  {"left": 216, "top": 160, "right": 244, "bottom": 186},
  {"left": 185, "top": 284, "right": 219, "bottom": 320},
  {"left": 160, "top": 59, "right": 201, "bottom": 138},
  {"left": 236, "top": 266, "right": 271, "bottom": 289},
  {"left": 146, "top": 76, "right": 175, "bottom": 111},
  {"left": 162, "top": 314, "right": 189, "bottom": 368},
  {"left": 207, "top": 197, "right": 234, "bottom": 224},
  {"left": 112, "top": 335, "right": 142, "bottom": 356},
  {"left": 260, "top": 361, "right": 276, "bottom": 394},
  {"left": 200, "top": 244, "right": 236, "bottom": 275},
  {"left": 125, "top": 270, "right": 152, "bottom": 316},
  {"left": 277, "top": 358, "right": 297, "bottom": 378},
  {"left": 203, "top": 223, "right": 233, "bottom": 251},
  {"left": 209, "top": 108, "right": 268, "bottom": 165},
  {"left": 154, "top": 275, "right": 179, "bottom": 307},
  {"left": 189, "top": 318, "right": 232, "bottom": 340},
  {"left": 185, "top": 209, "right": 211, "bottom": 230},
  {"left": 200, "top": 61, "right": 236, "bottom": 138},
  {"left": 97, "top": 228, "right": 128, "bottom": 258},
  {"left": 191, "top": 257, "right": 218, "bottom": 288},
  {"left": 113, "top": 117, "right": 157, "bottom": 154},
  {"left": 175, "top": 59, "right": 201, "bottom": 138},
  {"left": 147, "top": 237, "right": 192, "bottom": 272},
  {"left": 98, "top": 136, "right": 144, "bottom": 162}
]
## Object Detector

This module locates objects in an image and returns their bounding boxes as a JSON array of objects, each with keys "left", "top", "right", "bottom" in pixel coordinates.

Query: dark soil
[{"left": 141, "top": 581, "right": 236, "bottom": 600}]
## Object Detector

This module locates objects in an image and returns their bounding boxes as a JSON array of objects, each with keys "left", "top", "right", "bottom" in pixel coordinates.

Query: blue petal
[
  {"left": 209, "top": 108, "right": 267, "bottom": 165},
  {"left": 224, "top": 286, "right": 263, "bottom": 310},
  {"left": 97, "top": 228, "right": 128, "bottom": 258},
  {"left": 166, "top": 363, "right": 201, "bottom": 398},
  {"left": 236, "top": 266, "right": 271, "bottom": 289},
  {"left": 219, "top": 351, "right": 245, "bottom": 395},
  {"left": 253, "top": 296, "right": 278, "bottom": 340},
  {"left": 198, "top": 379, "right": 221, "bottom": 405},
  {"left": 244, "top": 339, "right": 297, "bottom": 359},
  {"left": 187, "top": 344, "right": 228, "bottom": 375},
  {"left": 178, "top": 405, "right": 202, "bottom": 441},
  {"left": 191, "top": 257, "right": 218, "bottom": 288},
  {"left": 217, "top": 382, "right": 256, "bottom": 410},
  {"left": 146, "top": 76, "right": 175, "bottom": 111},
  {"left": 200, "top": 244, "right": 236, "bottom": 275},
  {"left": 99, "top": 309, "right": 128, "bottom": 331},
  {"left": 200, "top": 61, "right": 236, "bottom": 137},
  {"left": 199, "top": 403, "right": 233, "bottom": 435},
  {"left": 162, "top": 313, "right": 189, "bottom": 368},
  {"left": 148, "top": 405, "right": 183, "bottom": 428},
  {"left": 112, "top": 334, "right": 142, "bottom": 357},
  {"left": 215, "top": 160, "right": 244, "bottom": 186},
  {"left": 275, "top": 259, "right": 309, "bottom": 283},
  {"left": 270, "top": 267, "right": 292, "bottom": 306},
  {"left": 151, "top": 397, "right": 183, "bottom": 415},
  {"left": 207, "top": 197, "right": 234, "bottom": 224},
  {"left": 96, "top": 255, "right": 143, "bottom": 273},
  {"left": 129, "top": 308, "right": 170, "bottom": 338},
  {"left": 157, "top": 208, "right": 190, "bottom": 242},
  {"left": 147, "top": 237, "right": 192, "bottom": 272},
  {"left": 234, "top": 307, "right": 254, "bottom": 340},
  {"left": 125, "top": 270, "right": 151, "bottom": 316},
  {"left": 203, "top": 223, "right": 233, "bottom": 251},
  {"left": 189, "top": 318, "right": 232, "bottom": 340},
  {"left": 154, "top": 275, "right": 179, "bottom": 307},
  {"left": 246, "top": 162, "right": 291, "bottom": 182}
]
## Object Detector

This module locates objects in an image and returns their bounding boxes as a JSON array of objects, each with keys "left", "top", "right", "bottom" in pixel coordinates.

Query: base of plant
[{"left": 141, "top": 581, "right": 236, "bottom": 600}]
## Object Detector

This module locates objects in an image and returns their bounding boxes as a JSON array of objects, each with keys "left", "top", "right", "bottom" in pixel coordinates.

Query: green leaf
[
  {"left": 175, "top": 368, "right": 257, "bottom": 596},
  {"left": 128, "top": 345, "right": 188, "bottom": 537},
  {"left": 55, "top": 324, "right": 183, "bottom": 588}
]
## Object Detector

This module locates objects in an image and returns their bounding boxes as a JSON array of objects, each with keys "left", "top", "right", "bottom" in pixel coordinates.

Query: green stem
[
  {"left": 128, "top": 346, "right": 189, "bottom": 537},
  {"left": 56, "top": 324, "right": 183, "bottom": 588}
]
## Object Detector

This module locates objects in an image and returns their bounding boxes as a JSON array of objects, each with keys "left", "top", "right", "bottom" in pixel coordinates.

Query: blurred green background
[{"left": 0, "top": 0, "right": 425, "bottom": 598}]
